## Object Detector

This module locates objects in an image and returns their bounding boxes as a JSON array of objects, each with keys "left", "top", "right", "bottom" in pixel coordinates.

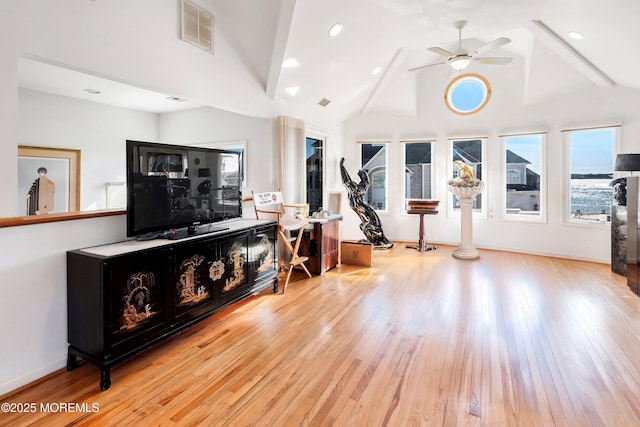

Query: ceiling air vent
[
  {"left": 166, "top": 96, "right": 187, "bottom": 102},
  {"left": 318, "top": 98, "right": 331, "bottom": 107},
  {"left": 180, "top": 0, "right": 214, "bottom": 54}
]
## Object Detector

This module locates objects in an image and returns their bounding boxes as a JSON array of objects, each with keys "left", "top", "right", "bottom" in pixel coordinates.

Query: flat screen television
[{"left": 126, "top": 140, "right": 242, "bottom": 239}]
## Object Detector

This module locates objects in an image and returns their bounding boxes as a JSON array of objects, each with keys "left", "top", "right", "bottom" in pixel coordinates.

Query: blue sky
[
  {"left": 505, "top": 129, "right": 614, "bottom": 175},
  {"left": 505, "top": 135, "right": 541, "bottom": 174},
  {"left": 449, "top": 80, "right": 485, "bottom": 112},
  {"left": 570, "top": 128, "right": 614, "bottom": 174}
]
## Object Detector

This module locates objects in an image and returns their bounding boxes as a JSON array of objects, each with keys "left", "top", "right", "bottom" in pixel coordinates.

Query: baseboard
[
  {"left": 0, "top": 357, "right": 66, "bottom": 398},
  {"left": 392, "top": 237, "right": 610, "bottom": 265}
]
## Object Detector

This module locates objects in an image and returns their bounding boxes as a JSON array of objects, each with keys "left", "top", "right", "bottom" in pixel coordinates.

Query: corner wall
[{"left": 18, "top": 88, "right": 159, "bottom": 213}]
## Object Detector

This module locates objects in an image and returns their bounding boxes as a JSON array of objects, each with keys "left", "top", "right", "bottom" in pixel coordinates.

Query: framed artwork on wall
[{"left": 18, "top": 146, "right": 81, "bottom": 216}]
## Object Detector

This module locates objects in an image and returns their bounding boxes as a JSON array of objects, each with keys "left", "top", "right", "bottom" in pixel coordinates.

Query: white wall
[
  {"left": 342, "top": 59, "right": 640, "bottom": 262},
  {"left": 158, "top": 107, "right": 277, "bottom": 197},
  {"left": 9, "top": 0, "right": 630, "bottom": 397},
  {"left": 158, "top": 107, "right": 346, "bottom": 219},
  {"left": 0, "top": 215, "right": 128, "bottom": 396},
  {"left": 0, "top": 1, "right": 17, "bottom": 218},
  {"left": 0, "top": 88, "right": 158, "bottom": 395},
  {"left": 16, "top": 0, "right": 271, "bottom": 118},
  {"left": 0, "top": 0, "right": 291, "bottom": 395},
  {"left": 18, "top": 88, "right": 159, "bottom": 213}
]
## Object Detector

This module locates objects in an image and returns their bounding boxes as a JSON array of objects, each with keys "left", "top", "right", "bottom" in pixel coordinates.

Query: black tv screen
[{"left": 126, "top": 140, "right": 242, "bottom": 238}]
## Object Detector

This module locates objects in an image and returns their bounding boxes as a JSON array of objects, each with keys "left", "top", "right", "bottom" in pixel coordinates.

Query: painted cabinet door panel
[
  {"left": 249, "top": 225, "right": 278, "bottom": 284},
  {"left": 106, "top": 249, "right": 171, "bottom": 353},
  {"left": 172, "top": 241, "right": 219, "bottom": 322},
  {"left": 218, "top": 232, "right": 250, "bottom": 304}
]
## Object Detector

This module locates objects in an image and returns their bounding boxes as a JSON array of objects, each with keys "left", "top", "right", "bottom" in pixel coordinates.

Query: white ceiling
[
  {"left": 17, "top": 57, "right": 204, "bottom": 113},
  {"left": 18, "top": 0, "right": 640, "bottom": 120},
  {"left": 211, "top": 0, "right": 639, "bottom": 119}
]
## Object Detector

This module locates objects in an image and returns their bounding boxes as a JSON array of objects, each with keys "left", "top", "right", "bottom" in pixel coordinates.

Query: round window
[{"left": 444, "top": 73, "right": 491, "bottom": 115}]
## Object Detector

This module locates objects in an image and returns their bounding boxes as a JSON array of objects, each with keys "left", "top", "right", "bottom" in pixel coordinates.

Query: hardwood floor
[{"left": 2, "top": 244, "right": 640, "bottom": 426}]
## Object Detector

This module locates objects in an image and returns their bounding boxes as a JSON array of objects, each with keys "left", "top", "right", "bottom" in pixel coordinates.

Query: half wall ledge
[{"left": 0, "top": 209, "right": 125, "bottom": 229}]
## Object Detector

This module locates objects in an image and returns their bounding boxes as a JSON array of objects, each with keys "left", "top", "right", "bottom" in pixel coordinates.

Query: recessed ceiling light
[
  {"left": 83, "top": 88, "right": 101, "bottom": 94},
  {"left": 372, "top": 67, "right": 382, "bottom": 75},
  {"left": 329, "top": 22, "right": 343, "bottom": 37},
  {"left": 568, "top": 31, "right": 584, "bottom": 40},
  {"left": 285, "top": 86, "right": 300, "bottom": 96},
  {"left": 282, "top": 58, "right": 300, "bottom": 68}
]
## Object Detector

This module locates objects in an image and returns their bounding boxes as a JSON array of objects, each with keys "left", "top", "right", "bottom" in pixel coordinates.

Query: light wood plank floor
[{"left": 2, "top": 244, "right": 640, "bottom": 426}]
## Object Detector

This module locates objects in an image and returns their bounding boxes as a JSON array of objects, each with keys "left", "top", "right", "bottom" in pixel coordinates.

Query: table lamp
[{"left": 615, "top": 154, "right": 640, "bottom": 175}]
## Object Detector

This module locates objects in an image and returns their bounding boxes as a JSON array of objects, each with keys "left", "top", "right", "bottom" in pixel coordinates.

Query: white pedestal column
[{"left": 453, "top": 197, "right": 480, "bottom": 259}]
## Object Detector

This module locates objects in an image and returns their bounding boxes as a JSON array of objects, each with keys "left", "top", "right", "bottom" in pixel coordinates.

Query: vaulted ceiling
[
  {"left": 17, "top": 0, "right": 640, "bottom": 121},
  {"left": 209, "top": 0, "right": 639, "bottom": 119}
]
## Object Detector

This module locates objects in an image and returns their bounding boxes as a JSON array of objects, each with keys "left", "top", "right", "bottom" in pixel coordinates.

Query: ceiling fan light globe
[{"left": 450, "top": 57, "right": 471, "bottom": 70}]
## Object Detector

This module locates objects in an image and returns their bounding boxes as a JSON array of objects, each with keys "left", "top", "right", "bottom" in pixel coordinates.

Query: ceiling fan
[{"left": 410, "top": 20, "right": 512, "bottom": 72}]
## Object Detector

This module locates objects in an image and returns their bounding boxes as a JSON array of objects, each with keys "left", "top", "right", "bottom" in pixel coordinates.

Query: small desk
[{"left": 406, "top": 209, "right": 438, "bottom": 252}]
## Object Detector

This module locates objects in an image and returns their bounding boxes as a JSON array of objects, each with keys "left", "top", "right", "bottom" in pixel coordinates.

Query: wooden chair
[{"left": 252, "top": 191, "right": 312, "bottom": 293}]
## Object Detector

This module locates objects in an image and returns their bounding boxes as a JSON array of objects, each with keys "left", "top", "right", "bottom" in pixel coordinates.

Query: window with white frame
[
  {"left": 502, "top": 133, "right": 545, "bottom": 220},
  {"left": 449, "top": 138, "right": 486, "bottom": 214},
  {"left": 360, "top": 141, "right": 389, "bottom": 211},
  {"left": 566, "top": 127, "right": 616, "bottom": 223},
  {"left": 402, "top": 140, "right": 434, "bottom": 210}
]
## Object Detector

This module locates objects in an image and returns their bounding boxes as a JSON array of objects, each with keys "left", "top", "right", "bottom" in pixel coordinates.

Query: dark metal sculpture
[{"left": 340, "top": 158, "right": 393, "bottom": 249}]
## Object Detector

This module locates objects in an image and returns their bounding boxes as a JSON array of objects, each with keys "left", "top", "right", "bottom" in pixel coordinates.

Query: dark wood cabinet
[
  {"left": 300, "top": 215, "right": 341, "bottom": 274},
  {"left": 67, "top": 220, "right": 277, "bottom": 391}
]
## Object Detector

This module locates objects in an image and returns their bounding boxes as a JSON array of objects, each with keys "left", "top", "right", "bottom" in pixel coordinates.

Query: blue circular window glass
[{"left": 445, "top": 74, "right": 491, "bottom": 115}]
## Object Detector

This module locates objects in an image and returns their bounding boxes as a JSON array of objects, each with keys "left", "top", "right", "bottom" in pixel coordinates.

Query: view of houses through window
[
  {"left": 403, "top": 141, "right": 433, "bottom": 209},
  {"left": 503, "top": 134, "right": 544, "bottom": 219},
  {"left": 567, "top": 127, "right": 616, "bottom": 223},
  {"left": 360, "top": 142, "right": 388, "bottom": 210},
  {"left": 353, "top": 128, "right": 616, "bottom": 224}
]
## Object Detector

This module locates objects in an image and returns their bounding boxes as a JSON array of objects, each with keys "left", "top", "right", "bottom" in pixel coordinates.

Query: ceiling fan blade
[
  {"left": 408, "top": 61, "right": 447, "bottom": 72},
  {"left": 471, "top": 37, "right": 511, "bottom": 56},
  {"left": 428, "top": 47, "right": 455, "bottom": 57},
  {"left": 474, "top": 57, "right": 513, "bottom": 65}
]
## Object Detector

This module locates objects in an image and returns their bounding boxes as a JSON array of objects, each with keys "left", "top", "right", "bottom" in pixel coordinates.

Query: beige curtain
[{"left": 277, "top": 115, "right": 306, "bottom": 204}]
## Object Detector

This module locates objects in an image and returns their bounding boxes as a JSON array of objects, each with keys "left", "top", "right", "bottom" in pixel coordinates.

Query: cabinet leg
[
  {"left": 66, "top": 348, "right": 78, "bottom": 371},
  {"left": 100, "top": 368, "right": 111, "bottom": 391},
  {"left": 272, "top": 279, "right": 279, "bottom": 293}
]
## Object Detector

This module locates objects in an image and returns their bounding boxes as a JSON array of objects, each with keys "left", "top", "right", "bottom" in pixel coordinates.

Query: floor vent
[
  {"left": 318, "top": 98, "right": 331, "bottom": 107},
  {"left": 180, "top": 0, "right": 214, "bottom": 54}
]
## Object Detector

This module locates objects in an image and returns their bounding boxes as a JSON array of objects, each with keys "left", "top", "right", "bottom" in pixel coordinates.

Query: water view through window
[{"left": 568, "top": 127, "right": 615, "bottom": 222}]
